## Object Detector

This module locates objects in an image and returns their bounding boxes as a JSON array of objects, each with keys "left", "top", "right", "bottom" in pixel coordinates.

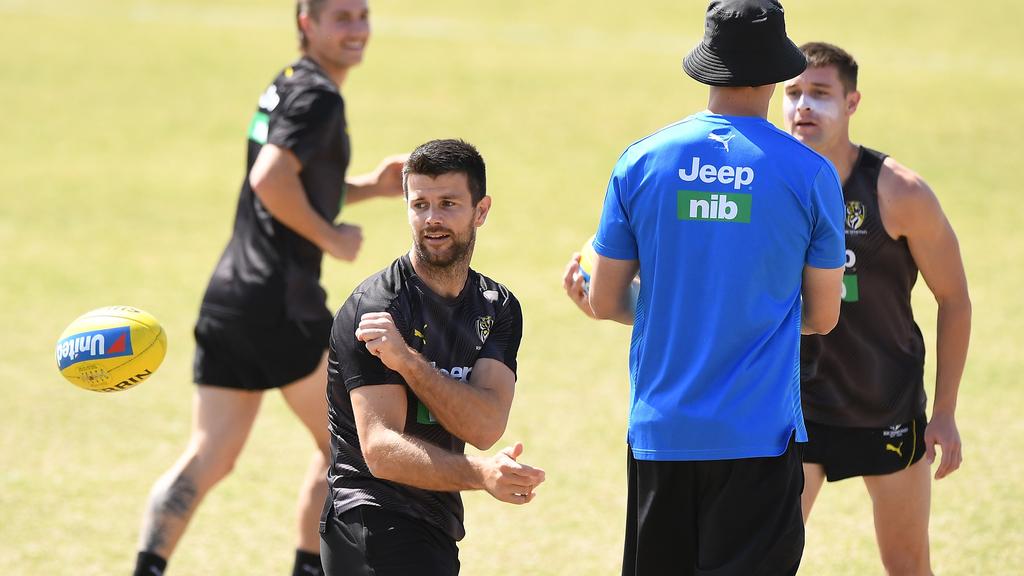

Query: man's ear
[
  {"left": 298, "top": 11, "right": 313, "bottom": 40},
  {"left": 846, "top": 90, "right": 862, "bottom": 116},
  {"left": 474, "top": 196, "right": 492, "bottom": 227}
]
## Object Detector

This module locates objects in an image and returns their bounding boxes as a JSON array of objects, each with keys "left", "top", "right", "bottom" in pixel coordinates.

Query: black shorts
[
  {"left": 320, "top": 504, "right": 459, "bottom": 576},
  {"left": 803, "top": 413, "right": 927, "bottom": 482},
  {"left": 622, "top": 437, "right": 804, "bottom": 576},
  {"left": 192, "top": 313, "right": 331, "bottom": 390}
]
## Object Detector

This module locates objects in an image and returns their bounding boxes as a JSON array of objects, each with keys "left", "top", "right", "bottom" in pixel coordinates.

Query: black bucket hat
[{"left": 683, "top": 0, "right": 807, "bottom": 87}]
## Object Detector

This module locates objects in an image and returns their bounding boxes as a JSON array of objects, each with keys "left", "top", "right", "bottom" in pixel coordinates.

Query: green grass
[{"left": 2, "top": 0, "right": 1022, "bottom": 573}]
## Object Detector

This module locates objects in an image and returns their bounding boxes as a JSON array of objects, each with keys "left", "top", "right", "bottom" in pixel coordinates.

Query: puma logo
[
  {"left": 886, "top": 442, "right": 903, "bottom": 457},
  {"left": 707, "top": 132, "right": 736, "bottom": 152},
  {"left": 413, "top": 324, "right": 427, "bottom": 346}
]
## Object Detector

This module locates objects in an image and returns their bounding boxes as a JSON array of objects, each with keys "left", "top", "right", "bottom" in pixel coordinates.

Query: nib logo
[{"left": 678, "top": 191, "right": 752, "bottom": 223}]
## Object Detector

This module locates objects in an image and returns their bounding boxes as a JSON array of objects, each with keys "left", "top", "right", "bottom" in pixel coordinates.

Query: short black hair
[
  {"left": 800, "top": 42, "right": 859, "bottom": 93},
  {"left": 403, "top": 139, "right": 487, "bottom": 205},
  {"left": 296, "top": 0, "right": 329, "bottom": 50}
]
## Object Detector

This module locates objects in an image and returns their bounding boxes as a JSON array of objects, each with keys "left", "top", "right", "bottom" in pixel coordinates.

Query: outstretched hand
[
  {"left": 925, "top": 412, "right": 962, "bottom": 480},
  {"left": 372, "top": 154, "right": 409, "bottom": 198},
  {"left": 481, "top": 442, "right": 546, "bottom": 505}
]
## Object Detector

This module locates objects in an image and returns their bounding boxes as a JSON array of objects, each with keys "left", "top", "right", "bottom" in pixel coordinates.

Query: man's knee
[
  {"left": 878, "top": 543, "right": 931, "bottom": 576},
  {"left": 178, "top": 443, "right": 241, "bottom": 489}
]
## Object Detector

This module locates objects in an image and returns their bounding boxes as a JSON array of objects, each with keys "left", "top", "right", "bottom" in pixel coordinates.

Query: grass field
[{"left": 2, "top": 0, "right": 1022, "bottom": 574}]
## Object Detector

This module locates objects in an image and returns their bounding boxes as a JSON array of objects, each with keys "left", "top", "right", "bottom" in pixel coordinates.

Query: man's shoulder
[
  {"left": 270, "top": 59, "right": 341, "bottom": 109},
  {"left": 624, "top": 114, "right": 831, "bottom": 167},
  {"left": 342, "top": 258, "right": 408, "bottom": 312},
  {"left": 875, "top": 154, "right": 944, "bottom": 236},
  {"left": 469, "top": 269, "right": 519, "bottom": 310},
  {"left": 278, "top": 58, "right": 338, "bottom": 90},
  {"left": 879, "top": 156, "right": 931, "bottom": 198}
]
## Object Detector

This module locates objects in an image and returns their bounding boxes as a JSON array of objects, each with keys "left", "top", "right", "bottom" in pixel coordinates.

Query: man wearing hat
[{"left": 582, "top": 1, "right": 846, "bottom": 574}]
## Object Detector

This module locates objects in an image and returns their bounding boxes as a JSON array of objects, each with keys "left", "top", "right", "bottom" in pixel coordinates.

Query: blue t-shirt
[{"left": 594, "top": 112, "right": 845, "bottom": 461}]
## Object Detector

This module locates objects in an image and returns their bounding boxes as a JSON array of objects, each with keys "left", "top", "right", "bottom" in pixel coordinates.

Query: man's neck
[
  {"left": 707, "top": 86, "right": 772, "bottom": 118},
  {"left": 409, "top": 250, "right": 471, "bottom": 299},
  {"left": 817, "top": 138, "right": 860, "bottom": 185},
  {"left": 302, "top": 51, "right": 348, "bottom": 87}
]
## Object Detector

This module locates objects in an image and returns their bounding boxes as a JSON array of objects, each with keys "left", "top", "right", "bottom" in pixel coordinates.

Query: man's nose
[{"left": 424, "top": 207, "right": 442, "bottom": 225}]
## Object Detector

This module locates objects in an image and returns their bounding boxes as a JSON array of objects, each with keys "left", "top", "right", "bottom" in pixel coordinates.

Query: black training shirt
[
  {"left": 801, "top": 147, "right": 927, "bottom": 427},
  {"left": 201, "top": 56, "right": 351, "bottom": 323},
  {"left": 326, "top": 254, "right": 523, "bottom": 541}
]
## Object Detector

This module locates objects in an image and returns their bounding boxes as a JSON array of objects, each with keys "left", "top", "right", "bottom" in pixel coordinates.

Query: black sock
[
  {"left": 133, "top": 551, "right": 168, "bottom": 576},
  {"left": 292, "top": 549, "right": 323, "bottom": 576}
]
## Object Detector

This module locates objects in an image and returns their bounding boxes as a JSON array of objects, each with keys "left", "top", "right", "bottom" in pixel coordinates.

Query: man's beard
[{"left": 414, "top": 225, "right": 476, "bottom": 272}]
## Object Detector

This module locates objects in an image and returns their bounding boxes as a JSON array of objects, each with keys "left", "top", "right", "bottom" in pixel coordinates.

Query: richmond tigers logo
[
  {"left": 846, "top": 201, "right": 866, "bottom": 230},
  {"left": 476, "top": 316, "right": 493, "bottom": 343}
]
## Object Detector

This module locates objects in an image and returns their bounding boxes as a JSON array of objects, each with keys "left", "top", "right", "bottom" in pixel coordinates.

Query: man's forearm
[
  {"left": 344, "top": 172, "right": 382, "bottom": 204},
  {"left": 252, "top": 166, "right": 333, "bottom": 247},
  {"left": 588, "top": 286, "right": 636, "bottom": 326},
  {"left": 933, "top": 297, "right": 971, "bottom": 415},
  {"left": 397, "top": 352, "right": 507, "bottom": 449},
  {"left": 366, "top": 427, "right": 485, "bottom": 492}
]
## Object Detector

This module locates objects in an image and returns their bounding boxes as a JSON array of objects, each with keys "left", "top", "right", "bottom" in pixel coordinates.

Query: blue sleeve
[
  {"left": 593, "top": 152, "right": 638, "bottom": 261},
  {"left": 806, "top": 163, "right": 846, "bottom": 269}
]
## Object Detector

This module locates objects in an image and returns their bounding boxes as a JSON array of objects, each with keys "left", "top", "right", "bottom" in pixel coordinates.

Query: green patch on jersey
[
  {"left": 842, "top": 274, "right": 860, "bottom": 302},
  {"left": 247, "top": 111, "right": 269, "bottom": 145},
  {"left": 678, "top": 191, "right": 752, "bottom": 223},
  {"left": 417, "top": 401, "right": 438, "bottom": 425}
]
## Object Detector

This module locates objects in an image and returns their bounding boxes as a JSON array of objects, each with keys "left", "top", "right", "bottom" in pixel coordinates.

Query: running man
[
  {"left": 321, "top": 139, "right": 545, "bottom": 576},
  {"left": 578, "top": 1, "right": 846, "bottom": 574},
  {"left": 785, "top": 42, "right": 971, "bottom": 575},
  {"left": 132, "top": 2, "right": 405, "bottom": 575}
]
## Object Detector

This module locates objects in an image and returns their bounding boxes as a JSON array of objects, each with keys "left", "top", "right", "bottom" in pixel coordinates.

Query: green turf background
[{"left": 2, "top": 1, "right": 1021, "bottom": 573}]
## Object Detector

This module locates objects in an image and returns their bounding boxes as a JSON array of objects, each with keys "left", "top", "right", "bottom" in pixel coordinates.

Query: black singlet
[
  {"left": 801, "top": 147, "right": 927, "bottom": 427},
  {"left": 201, "top": 56, "right": 351, "bottom": 324},
  {"left": 326, "top": 255, "right": 524, "bottom": 541}
]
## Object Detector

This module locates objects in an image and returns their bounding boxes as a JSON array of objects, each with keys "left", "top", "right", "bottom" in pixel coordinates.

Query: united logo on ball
[{"left": 55, "top": 306, "right": 167, "bottom": 392}]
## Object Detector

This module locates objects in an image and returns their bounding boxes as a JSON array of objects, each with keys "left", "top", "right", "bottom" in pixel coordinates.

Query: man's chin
[{"left": 416, "top": 246, "right": 457, "bottom": 268}]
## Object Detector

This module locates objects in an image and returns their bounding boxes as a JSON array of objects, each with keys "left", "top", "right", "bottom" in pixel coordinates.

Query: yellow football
[
  {"left": 578, "top": 234, "right": 598, "bottom": 289},
  {"left": 55, "top": 306, "right": 167, "bottom": 392}
]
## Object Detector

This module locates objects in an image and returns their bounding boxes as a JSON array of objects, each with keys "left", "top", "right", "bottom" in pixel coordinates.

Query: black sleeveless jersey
[
  {"left": 801, "top": 147, "right": 927, "bottom": 427},
  {"left": 326, "top": 255, "right": 523, "bottom": 541},
  {"left": 201, "top": 57, "right": 350, "bottom": 324}
]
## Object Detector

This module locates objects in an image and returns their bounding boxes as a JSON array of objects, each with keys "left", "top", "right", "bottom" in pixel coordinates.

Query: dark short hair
[
  {"left": 296, "top": 0, "right": 329, "bottom": 50},
  {"left": 403, "top": 139, "right": 487, "bottom": 205},
  {"left": 800, "top": 42, "right": 859, "bottom": 93}
]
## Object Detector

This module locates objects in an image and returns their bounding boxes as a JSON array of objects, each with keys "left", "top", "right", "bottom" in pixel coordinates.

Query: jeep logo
[{"left": 678, "top": 157, "right": 754, "bottom": 190}]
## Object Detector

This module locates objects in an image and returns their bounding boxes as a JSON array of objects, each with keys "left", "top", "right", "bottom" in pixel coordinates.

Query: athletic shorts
[
  {"left": 803, "top": 413, "right": 927, "bottom": 482},
  {"left": 320, "top": 504, "right": 460, "bottom": 576},
  {"left": 192, "top": 313, "right": 332, "bottom": 391},
  {"left": 622, "top": 437, "right": 805, "bottom": 576}
]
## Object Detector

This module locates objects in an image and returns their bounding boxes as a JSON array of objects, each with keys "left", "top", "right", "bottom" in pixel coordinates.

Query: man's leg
[
  {"left": 622, "top": 449, "right": 696, "bottom": 576},
  {"left": 135, "top": 386, "right": 262, "bottom": 570},
  {"left": 697, "top": 439, "right": 805, "bottom": 576},
  {"left": 280, "top": 352, "right": 331, "bottom": 573},
  {"left": 862, "top": 458, "right": 932, "bottom": 576},
  {"left": 801, "top": 463, "right": 827, "bottom": 523}
]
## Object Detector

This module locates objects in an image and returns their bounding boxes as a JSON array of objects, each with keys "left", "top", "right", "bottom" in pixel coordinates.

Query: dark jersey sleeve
[
  {"left": 268, "top": 87, "right": 342, "bottom": 167},
  {"left": 478, "top": 290, "right": 523, "bottom": 375},
  {"left": 331, "top": 291, "right": 406, "bottom": 392}
]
